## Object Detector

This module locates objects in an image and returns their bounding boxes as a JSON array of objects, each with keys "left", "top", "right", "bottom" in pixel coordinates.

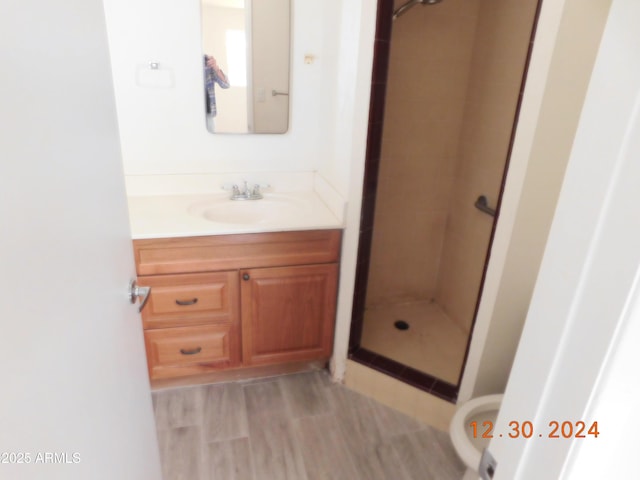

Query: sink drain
[{"left": 394, "top": 320, "right": 410, "bottom": 331}]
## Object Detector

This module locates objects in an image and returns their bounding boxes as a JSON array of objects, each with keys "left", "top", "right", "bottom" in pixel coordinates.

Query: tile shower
[{"left": 351, "top": 0, "right": 540, "bottom": 397}]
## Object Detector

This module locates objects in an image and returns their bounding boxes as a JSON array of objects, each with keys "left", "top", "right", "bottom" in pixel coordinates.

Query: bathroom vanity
[{"left": 128, "top": 189, "right": 343, "bottom": 387}]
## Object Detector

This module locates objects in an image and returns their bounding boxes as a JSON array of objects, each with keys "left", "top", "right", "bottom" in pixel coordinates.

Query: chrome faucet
[{"left": 230, "top": 181, "right": 263, "bottom": 200}]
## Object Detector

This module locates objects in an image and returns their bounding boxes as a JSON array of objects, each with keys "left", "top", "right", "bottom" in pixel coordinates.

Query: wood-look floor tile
[
  {"left": 153, "top": 387, "right": 205, "bottom": 430},
  {"left": 157, "top": 426, "right": 204, "bottom": 480},
  {"left": 207, "top": 437, "right": 254, "bottom": 480},
  {"left": 278, "top": 371, "right": 332, "bottom": 418},
  {"left": 203, "top": 383, "right": 249, "bottom": 442},
  {"left": 243, "top": 380, "right": 288, "bottom": 420},
  {"left": 390, "top": 428, "right": 466, "bottom": 480},
  {"left": 248, "top": 414, "right": 308, "bottom": 480},
  {"left": 293, "top": 414, "right": 359, "bottom": 480},
  {"left": 311, "top": 367, "right": 335, "bottom": 388},
  {"left": 348, "top": 440, "right": 413, "bottom": 480},
  {"left": 326, "top": 385, "right": 384, "bottom": 451},
  {"left": 368, "top": 396, "right": 425, "bottom": 438},
  {"left": 153, "top": 371, "right": 465, "bottom": 480}
]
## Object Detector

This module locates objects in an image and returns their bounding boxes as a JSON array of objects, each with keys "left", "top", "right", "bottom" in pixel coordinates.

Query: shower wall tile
[
  {"left": 366, "top": 0, "right": 481, "bottom": 308},
  {"left": 345, "top": 360, "right": 458, "bottom": 433},
  {"left": 433, "top": 162, "right": 457, "bottom": 213},
  {"left": 372, "top": 39, "right": 391, "bottom": 85},
  {"left": 369, "top": 82, "right": 389, "bottom": 126},
  {"left": 446, "top": 182, "right": 496, "bottom": 243},
  {"left": 437, "top": 229, "right": 491, "bottom": 332},
  {"left": 455, "top": 73, "right": 527, "bottom": 185},
  {"left": 435, "top": 0, "right": 539, "bottom": 331},
  {"left": 364, "top": 123, "right": 383, "bottom": 188},
  {"left": 376, "top": 0, "right": 394, "bottom": 42},
  {"left": 355, "top": 1, "right": 393, "bottom": 341},
  {"left": 360, "top": 192, "right": 378, "bottom": 231},
  {"left": 367, "top": 209, "right": 448, "bottom": 305}
]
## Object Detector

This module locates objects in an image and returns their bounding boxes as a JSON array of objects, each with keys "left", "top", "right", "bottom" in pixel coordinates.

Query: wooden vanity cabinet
[{"left": 133, "top": 229, "right": 341, "bottom": 381}]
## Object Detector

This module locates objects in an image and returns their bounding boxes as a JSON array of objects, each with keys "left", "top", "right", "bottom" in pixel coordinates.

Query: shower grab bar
[
  {"left": 393, "top": 0, "right": 441, "bottom": 20},
  {"left": 475, "top": 195, "right": 496, "bottom": 217},
  {"left": 393, "top": 0, "right": 422, "bottom": 20}
]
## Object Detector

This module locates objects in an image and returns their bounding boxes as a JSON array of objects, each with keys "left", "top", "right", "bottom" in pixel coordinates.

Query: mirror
[{"left": 201, "top": 0, "right": 290, "bottom": 134}]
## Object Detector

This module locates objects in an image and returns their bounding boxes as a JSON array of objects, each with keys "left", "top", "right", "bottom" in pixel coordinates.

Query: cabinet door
[{"left": 241, "top": 263, "right": 338, "bottom": 365}]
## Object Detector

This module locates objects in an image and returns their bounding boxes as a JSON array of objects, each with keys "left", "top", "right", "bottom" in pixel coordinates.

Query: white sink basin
[{"left": 188, "top": 194, "right": 309, "bottom": 225}]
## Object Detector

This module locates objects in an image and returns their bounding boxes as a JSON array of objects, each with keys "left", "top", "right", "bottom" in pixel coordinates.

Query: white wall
[{"left": 103, "top": 0, "right": 341, "bottom": 176}]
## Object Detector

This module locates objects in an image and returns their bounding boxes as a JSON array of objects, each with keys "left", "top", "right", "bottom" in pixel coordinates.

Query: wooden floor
[{"left": 153, "top": 369, "right": 465, "bottom": 480}]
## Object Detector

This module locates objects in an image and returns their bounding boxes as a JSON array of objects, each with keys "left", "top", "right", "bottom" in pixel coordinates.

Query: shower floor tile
[{"left": 361, "top": 301, "right": 468, "bottom": 384}]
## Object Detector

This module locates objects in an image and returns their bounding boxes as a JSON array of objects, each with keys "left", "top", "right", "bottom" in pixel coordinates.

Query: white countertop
[{"left": 127, "top": 191, "right": 344, "bottom": 239}]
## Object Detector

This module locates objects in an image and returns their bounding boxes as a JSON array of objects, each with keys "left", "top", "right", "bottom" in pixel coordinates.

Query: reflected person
[{"left": 204, "top": 54, "right": 230, "bottom": 131}]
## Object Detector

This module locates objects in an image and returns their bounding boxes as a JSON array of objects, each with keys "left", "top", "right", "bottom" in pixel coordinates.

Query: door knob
[
  {"left": 128, "top": 279, "right": 151, "bottom": 313},
  {"left": 243, "top": 273, "right": 250, "bottom": 281}
]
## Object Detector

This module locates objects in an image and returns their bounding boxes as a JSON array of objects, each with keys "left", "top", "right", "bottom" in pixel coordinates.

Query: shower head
[{"left": 393, "top": 0, "right": 443, "bottom": 21}]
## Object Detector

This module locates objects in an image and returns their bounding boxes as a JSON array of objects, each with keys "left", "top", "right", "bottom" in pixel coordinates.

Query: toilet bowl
[{"left": 449, "top": 394, "right": 503, "bottom": 480}]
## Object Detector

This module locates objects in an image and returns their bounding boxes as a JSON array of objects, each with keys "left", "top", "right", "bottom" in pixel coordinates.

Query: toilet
[{"left": 449, "top": 394, "right": 503, "bottom": 480}]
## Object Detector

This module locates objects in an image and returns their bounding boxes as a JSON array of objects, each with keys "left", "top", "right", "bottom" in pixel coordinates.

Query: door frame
[
  {"left": 489, "top": 0, "right": 640, "bottom": 475},
  {"left": 347, "top": 0, "right": 543, "bottom": 403}
]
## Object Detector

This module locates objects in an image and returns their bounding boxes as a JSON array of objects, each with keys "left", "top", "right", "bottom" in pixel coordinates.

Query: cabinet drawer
[
  {"left": 133, "top": 229, "right": 342, "bottom": 275},
  {"left": 138, "top": 272, "right": 238, "bottom": 329},
  {"left": 145, "top": 324, "right": 240, "bottom": 379}
]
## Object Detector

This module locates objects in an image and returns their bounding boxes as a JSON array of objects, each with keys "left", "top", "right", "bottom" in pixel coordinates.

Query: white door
[
  {"left": 487, "top": 0, "right": 640, "bottom": 478},
  {"left": 0, "top": 0, "right": 161, "bottom": 479}
]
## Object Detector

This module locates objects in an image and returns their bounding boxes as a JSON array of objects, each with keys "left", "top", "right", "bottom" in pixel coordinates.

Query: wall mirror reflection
[{"left": 201, "top": 0, "right": 290, "bottom": 134}]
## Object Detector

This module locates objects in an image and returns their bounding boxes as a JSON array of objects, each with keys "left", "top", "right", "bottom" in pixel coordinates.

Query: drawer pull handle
[
  {"left": 175, "top": 298, "right": 198, "bottom": 306},
  {"left": 180, "top": 347, "right": 202, "bottom": 355},
  {"left": 243, "top": 273, "right": 250, "bottom": 281}
]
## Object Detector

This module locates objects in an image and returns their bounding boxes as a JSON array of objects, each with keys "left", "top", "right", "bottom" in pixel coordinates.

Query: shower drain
[{"left": 394, "top": 320, "right": 410, "bottom": 331}]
